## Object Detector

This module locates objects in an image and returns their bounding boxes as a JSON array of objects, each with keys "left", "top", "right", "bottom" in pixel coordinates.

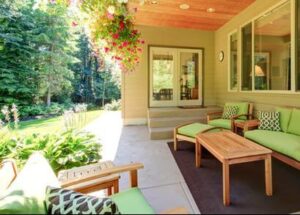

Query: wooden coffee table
[{"left": 195, "top": 131, "right": 273, "bottom": 206}]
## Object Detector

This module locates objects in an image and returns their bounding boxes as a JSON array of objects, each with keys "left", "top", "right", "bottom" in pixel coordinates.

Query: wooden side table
[
  {"left": 58, "top": 161, "right": 120, "bottom": 195},
  {"left": 234, "top": 119, "right": 260, "bottom": 135}
]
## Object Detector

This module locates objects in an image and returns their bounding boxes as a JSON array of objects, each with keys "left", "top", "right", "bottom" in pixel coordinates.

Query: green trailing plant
[{"left": 0, "top": 130, "right": 102, "bottom": 173}]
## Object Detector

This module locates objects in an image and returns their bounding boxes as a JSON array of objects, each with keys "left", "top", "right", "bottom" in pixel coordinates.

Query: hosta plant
[{"left": 0, "top": 130, "right": 102, "bottom": 173}]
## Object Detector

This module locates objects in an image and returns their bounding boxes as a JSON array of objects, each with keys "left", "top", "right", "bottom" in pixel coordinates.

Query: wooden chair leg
[
  {"left": 130, "top": 170, "right": 138, "bottom": 188},
  {"left": 107, "top": 187, "right": 112, "bottom": 196},
  {"left": 113, "top": 180, "right": 119, "bottom": 194},
  {"left": 174, "top": 130, "right": 179, "bottom": 151}
]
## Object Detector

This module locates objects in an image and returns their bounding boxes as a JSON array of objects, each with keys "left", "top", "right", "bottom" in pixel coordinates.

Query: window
[
  {"left": 297, "top": 0, "right": 300, "bottom": 91},
  {"left": 229, "top": 31, "right": 238, "bottom": 91},
  {"left": 241, "top": 23, "right": 252, "bottom": 91},
  {"left": 254, "top": 1, "right": 291, "bottom": 91},
  {"left": 239, "top": 0, "right": 293, "bottom": 92}
]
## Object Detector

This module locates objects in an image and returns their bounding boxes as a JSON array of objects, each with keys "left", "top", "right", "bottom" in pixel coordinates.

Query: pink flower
[
  {"left": 112, "top": 33, "right": 119, "bottom": 39},
  {"left": 112, "top": 42, "right": 117, "bottom": 47},
  {"left": 122, "top": 41, "right": 129, "bottom": 47},
  {"left": 141, "top": 40, "right": 145, "bottom": 44},
  {"left": 107, "top": 12, "right": 114, "bottom": 20},
  {"left": 119, "top": 21, "right": 125, "bottom": 30},
  {"left": 50, "top": 0, "right": 56, "bottom": 4},
  {"left": 132, "top": 30, "right": 138, "bottom": 35},
  {"left": 72, "top": 21, "right": 78, "bottom": 27},
  {"left": 104, "top": 47, "right": 110, "bottom": 53}
]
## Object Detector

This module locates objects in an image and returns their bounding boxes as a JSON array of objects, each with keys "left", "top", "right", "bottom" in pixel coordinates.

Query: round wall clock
[{"left": 219, "top": 51, "right": 224, "bottom": 62}]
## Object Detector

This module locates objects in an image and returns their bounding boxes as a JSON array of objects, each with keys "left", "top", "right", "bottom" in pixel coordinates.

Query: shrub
[
  {"left": 104, "top": 100, "right": 121, "bottom": 111},
  {"left": 0, "top": 130, "right": 102, "bottom": 173}
]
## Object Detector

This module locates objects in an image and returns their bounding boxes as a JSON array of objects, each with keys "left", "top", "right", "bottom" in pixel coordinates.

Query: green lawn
[{"left": 16, "top": 110, "right": 102, "bottom": 135}]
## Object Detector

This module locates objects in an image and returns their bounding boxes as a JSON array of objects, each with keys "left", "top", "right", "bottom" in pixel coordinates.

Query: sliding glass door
[{"left": 149, "top": 47, "right": 203, "bottom": 107}]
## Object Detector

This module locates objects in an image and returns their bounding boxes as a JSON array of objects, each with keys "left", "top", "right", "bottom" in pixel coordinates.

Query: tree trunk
[{"left": 47, "top": 88, "right": 51, "bottom": 107}]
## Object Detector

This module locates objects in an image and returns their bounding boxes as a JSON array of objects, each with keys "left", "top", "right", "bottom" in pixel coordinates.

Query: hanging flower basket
[{"left": 80, "top": 0, "right": 144, "bottom": 72}]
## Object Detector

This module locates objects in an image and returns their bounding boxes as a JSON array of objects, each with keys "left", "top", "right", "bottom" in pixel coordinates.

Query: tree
[
  {"left": 72, "top": 31, "right": 121, "bottom": 106},
  {"left": 0, "top": 0, "right": 40, "bottom": 106},
  {"left": 34, "top": 2, "right": 76, "bottom": 106}
]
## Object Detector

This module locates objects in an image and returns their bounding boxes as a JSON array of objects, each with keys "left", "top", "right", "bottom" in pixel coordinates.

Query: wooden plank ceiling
[{"left": 128, "top": 0, "right": 256, "bottom": 31}]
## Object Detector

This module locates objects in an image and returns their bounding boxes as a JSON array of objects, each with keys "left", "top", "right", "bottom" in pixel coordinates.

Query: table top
[{"left": 196, "top": 131, "right": 272, "bottom": 161}]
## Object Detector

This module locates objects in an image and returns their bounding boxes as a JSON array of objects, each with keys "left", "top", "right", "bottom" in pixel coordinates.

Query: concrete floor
[{"left": 84, "top": 111, "right": 200, "bottom": 214}]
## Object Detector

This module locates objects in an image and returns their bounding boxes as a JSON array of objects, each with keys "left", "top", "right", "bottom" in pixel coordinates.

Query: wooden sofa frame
[{"left": 0, "top": 160, "right": 188, "bottom": 214}]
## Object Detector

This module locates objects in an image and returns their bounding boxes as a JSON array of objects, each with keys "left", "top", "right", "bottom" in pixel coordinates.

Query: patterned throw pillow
[
  {"left": 222, "top": 106, "right": 239, "bottom": 119},
  {"left": 258, "top": 111, "right": 281, "bottom": 132},
  {"left": 45, "top": 186, "right": 120, "bottom": 215}
]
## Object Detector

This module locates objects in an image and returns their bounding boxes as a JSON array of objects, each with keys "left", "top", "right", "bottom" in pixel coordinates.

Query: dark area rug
[{"left": 167, "top": 141, "right": 300, "bottom": 214}]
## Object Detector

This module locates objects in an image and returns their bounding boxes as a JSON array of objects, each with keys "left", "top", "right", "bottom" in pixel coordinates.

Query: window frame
[
  {"left": 236, "top": 0, "right": 298, "bottom": 94},
  {"left": 228, "top": 29, "right": 239, "bottom": 92}
]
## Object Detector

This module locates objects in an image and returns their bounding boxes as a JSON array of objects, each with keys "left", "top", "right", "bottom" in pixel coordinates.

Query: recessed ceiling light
[
  {"left": 151, "top": 0, "right": 158, "bottom": 4},
  {"left": 207, "top": 8, "right": 216, "bottom": 13},
  {"left": 179, "top": 4, "right": 190, "bottom": 10}
]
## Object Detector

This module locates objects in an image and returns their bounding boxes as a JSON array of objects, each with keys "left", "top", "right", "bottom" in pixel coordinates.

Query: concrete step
[
  {"left": 149, "top": 127, "right": 174, "bottom": 140},
  {"left": 148, "top": 116, "right": 207, "bottom": 128},
  {"left": 148, "top": 106, "right": 221, "bottom": 118}
]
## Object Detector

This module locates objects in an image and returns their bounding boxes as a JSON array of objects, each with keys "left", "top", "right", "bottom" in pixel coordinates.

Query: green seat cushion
[
  {"left": 111, "top": 188, "right": 154, "bottom": 214},
  {"left": 276, "top": 107, "right": 292, "bottom": 132},
  {"left": 0, "top": 153, "right": 60, "bottom": 214},
  {"left": 225, "top": 102, "right": 249, "bottom": 120},
  {"left": 287, "top": 109, "right": 300, "bottom": 136},
  {"left": 245, "top": 130, "right": 300, "bottom": 162},
  {"left": 178, "top": 123, "right": 215, "bottom": 138},
  {"left": 208, "top": 119, "right": 244, "bottom": 130}
]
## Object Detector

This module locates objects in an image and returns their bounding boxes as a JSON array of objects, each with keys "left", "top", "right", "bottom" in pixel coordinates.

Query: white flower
[
  {"left": 118, "top": 0, "right": 128, "bottom": 3},
  {"left": 107, "top": 6, "right": 115, "bottom": 14}
]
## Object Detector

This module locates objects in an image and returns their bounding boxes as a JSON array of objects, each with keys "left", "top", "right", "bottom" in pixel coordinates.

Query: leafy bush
[
  {"left": 104, "top": 100, "right": 121, "bottom": 111},
  {"left": 18, "top": 103, "right": 73, "bottom": 119},
  {"left": 0, "top": 130, "right": 102, "bottom": 173}
]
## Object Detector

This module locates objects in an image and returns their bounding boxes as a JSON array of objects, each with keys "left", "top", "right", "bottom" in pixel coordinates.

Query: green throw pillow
[
  {"left": 46, "top": 186, "right": 120, "bottom": 214},
  {"left": 287, "top": 109, "right": 300, "bottom": 136},
  {"left": 275, "top": 107, "right": 292, "bottom": 132},
  {"left": 258, "top": 111, "right": 281, "bottom": 132},
  {"left": 222, "top": 106, "right": 239, "bottom": 119}
]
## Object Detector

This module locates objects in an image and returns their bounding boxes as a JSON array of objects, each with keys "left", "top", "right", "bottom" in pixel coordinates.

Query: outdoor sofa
[{"left": 245, "top": 107, "right": 300, "bottom": 170}]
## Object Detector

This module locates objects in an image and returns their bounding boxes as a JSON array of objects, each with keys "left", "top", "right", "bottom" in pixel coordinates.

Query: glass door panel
[
  {"left": 178, "top": 50, "right": 202, "bottom": 106},
  {"left": 150, "top": 48, "right": 177, "bottom": 107}
]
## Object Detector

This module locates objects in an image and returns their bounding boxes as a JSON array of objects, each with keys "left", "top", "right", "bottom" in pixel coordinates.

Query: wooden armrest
[
  {"left": 60, "top": 163, "right": 144, "bottom": 188},
  {"left": 231, "top": 114, "right": 254, "bottom": 120},
  {"left": 161, "top": 207, "right": 189, "bottom": 214}
]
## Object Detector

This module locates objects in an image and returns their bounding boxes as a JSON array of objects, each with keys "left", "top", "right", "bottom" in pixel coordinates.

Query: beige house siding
[
  {"left": 122, "top": 26, "right": 216, "bottom": 125},
  {"left": 214, "top": 0, "right": 300, "bottom": 111}
]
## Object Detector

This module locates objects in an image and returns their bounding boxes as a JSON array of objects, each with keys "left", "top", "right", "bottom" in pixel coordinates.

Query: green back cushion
[
  {"left": 0, "top": 153, "right": 60, "bottom": 214},
  {"left": 287, "top": 109, "right": 300, "bottom": 136},
  {"left": 225, "top": 102, "right": 249, "bottom": 120},
  {"left": 276, "top": 107, "right": 292, "bottom": 132},
  {"left": 111, "top": 188, "right": 155, "bottom": 214}
]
